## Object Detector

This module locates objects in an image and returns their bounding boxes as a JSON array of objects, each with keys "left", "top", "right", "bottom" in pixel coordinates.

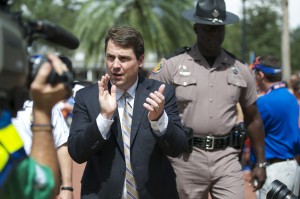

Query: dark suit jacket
[{"left": 68, "top": 75, "right": 187, "bottom": 199}]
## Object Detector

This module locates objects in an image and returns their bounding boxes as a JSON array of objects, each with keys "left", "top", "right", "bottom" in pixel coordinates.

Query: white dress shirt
[
  {"left": 95, "top": 79, "right": 169, "bottom": 198},
  {"left": 96, "top": 78, "right": 168, "bottom": 140}
]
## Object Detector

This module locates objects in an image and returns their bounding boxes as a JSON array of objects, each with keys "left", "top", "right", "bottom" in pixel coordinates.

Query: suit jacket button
[
  {"left": 120, "top": 169, "right": 125, "bottom": 175},
  {"left": 116, "top": 193, "right": 122, "bottom": 198}
]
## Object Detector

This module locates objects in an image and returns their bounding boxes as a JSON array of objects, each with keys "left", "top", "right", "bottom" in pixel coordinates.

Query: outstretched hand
[
  {"left": 143, "top": 84, "right": 166, "bottom": 121},
  {"left": 98, "top": 74, "right": 117, "bottom": 119}
]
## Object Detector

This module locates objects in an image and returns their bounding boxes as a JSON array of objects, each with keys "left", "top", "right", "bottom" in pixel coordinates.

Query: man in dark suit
[{"left": 68, "top": 25, "right": 187, "bottom": 199}]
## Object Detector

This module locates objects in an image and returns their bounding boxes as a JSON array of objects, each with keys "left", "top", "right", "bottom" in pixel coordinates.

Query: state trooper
[{"left": 150, "top": 0, "right": 267, "bottom": 198}]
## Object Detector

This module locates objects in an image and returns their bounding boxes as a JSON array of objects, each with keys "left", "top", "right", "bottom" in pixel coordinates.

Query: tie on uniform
[{"left": 122, "top": 92, "right": 139, "bottom": 199}]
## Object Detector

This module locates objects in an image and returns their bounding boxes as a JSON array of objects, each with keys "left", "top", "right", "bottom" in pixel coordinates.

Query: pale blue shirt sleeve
[
  {"left": 149, "top": 111, "right": 168, "bottom": 136},
  {"left": 96, "top": 114, "right": 114, "bottom": 140}
]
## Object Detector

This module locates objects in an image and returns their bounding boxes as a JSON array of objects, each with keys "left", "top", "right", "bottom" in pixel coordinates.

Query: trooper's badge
[
  {"left": 152, "top": 61, "right": 163, "bottom": 74},
  {"left": 231, "top": 66, "right": 239, "bottom": 74}
]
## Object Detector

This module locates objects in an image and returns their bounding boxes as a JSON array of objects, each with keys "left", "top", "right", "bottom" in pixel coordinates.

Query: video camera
[{"left": 0, "top": 0, "right": 79, "bottom": 106}]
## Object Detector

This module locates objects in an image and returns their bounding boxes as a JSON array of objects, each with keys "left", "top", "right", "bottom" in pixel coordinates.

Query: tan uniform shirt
[{"left": 151, "top": 44, "right": 257, "bottom": 136}]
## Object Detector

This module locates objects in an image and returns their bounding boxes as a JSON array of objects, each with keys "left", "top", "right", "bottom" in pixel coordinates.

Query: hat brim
[{"left": 182, "top": 8, "right": 239, "bottom": 25}]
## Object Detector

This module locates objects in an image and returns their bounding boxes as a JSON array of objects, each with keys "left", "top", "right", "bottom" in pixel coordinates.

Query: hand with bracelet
[
  {"left": 30, "top": 53, "right": 72, "bottom": 196},
  {"left": 58, "top": 186, "right": 74, "bottom": 199}
]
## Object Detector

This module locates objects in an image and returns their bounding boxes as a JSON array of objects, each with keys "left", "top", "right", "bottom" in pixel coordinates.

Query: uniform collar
[{"left": 189, "top": 44, "right": 233, "bottom": 69}]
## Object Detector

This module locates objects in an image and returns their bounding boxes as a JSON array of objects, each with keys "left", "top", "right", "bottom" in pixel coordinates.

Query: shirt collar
[{"left": 115, "top": 77, "right": 138, "bottom": 101}]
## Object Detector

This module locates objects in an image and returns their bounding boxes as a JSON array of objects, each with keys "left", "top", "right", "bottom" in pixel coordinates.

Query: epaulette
[
  {"left": 165, "top": 46, "right": 191, "bottom": 60},
  {"left": 224, "top": 49, "right": 245, "bottom": 64}
]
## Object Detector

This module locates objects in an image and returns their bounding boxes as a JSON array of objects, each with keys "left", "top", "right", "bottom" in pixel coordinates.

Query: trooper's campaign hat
[{"left": 183, "top": 0, "right": 239, "bottom": 25}]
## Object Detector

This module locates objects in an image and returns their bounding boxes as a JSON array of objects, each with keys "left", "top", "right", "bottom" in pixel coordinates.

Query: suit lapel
[
  {"left": 130, "top": 77, "right": 151, "bottom": 146},
  {"left": 110, "top": 77, "right": 151, "bottom": 152},
  {"left": 111, "top": 110, "right": 124, "bottom": 154}
]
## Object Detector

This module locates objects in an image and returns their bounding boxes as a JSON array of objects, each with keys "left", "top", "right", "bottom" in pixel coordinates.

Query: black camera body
[
  {"left": 0, "top": 1, "right": 78, "bottom": 105},
  {"left": 0, "top": 8, "right": 28, "bottom": 92},
  {"left": 29, "top": 55, "right": 73, "bottom": 90}
]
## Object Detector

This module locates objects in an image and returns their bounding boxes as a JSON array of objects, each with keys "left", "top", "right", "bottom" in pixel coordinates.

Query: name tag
[{"left": 179, "top": 71, "right": 191, "bottom": 76}]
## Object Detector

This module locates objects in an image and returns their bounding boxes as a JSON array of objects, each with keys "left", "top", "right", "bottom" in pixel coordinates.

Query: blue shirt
[{"left": 257, "top": 87, "right": 300, "bottom": 160}]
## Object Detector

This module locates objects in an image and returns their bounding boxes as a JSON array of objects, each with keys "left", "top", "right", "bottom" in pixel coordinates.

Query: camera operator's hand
[
  {"left": 30, "top": 53, "right": 72, "bottom": 114},
  {"left": 30, "top": 53, "right": 72, "bottom": 195},
  {"left": 250, "top": 167, "right": 266, "bottom": 191}
]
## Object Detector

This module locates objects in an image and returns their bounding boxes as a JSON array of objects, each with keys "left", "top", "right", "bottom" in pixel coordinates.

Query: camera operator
[
  {"left": 0, "top": 53, "right": 72, "bottom": 199},
  {"left": 12, "top": 56, "right": 74, "bottom": 199}
]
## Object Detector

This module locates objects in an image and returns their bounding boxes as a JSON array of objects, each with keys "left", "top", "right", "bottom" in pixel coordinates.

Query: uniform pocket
[
  {"left": 173, "top": 75, "right": 197, "bottom": 113},
  {"left": 227, "top": 73, "right": 247, "bottom": 103},
  {"left": 174, "top": 75, "right": 197, "bottom": 87}
]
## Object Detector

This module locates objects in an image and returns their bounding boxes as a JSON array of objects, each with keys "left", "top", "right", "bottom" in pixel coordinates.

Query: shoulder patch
[{"left": 152, "top": 61, "right": 163, "bottom": 74}]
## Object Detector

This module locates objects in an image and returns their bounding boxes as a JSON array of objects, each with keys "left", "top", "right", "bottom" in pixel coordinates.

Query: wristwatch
[{"left": 256, "top": 162, "right": 268, "bottom": 168}]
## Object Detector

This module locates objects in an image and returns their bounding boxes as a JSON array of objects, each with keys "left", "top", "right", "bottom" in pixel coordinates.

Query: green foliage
[
  {"left": 291, "top": 27, "right": 300, "bottom": 72},
  {"left": 245, "top": 1, "right": 281, "bottom": 61},
  {"left": 7, "top": 0, "right": 300, "bottom": 72},
  {"left": 223, "top": 23, "right": 242, "bottom": 59},
  {"left": 10, "top": 0, "right": 80, "bottom": 56},
  {"left": 74, "top": 0, "right": 195, "bottom": 63}
]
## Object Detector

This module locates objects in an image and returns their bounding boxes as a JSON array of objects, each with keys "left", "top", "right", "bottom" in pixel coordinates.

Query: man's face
[
  {"left": 194, "top": 24, "right": 225, "bottom": 56},
  {"left": 105, "top": 39, "right": 144, "bottom": 91}
]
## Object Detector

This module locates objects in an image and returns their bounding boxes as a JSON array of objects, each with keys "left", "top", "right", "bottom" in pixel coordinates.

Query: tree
[
  {"left": 291, "top": 27, "right": 300, "bottom": 72},
  {"left": 12, "top": 0, "right": 300, "bottom": 73},
  {"left": 223, "top": 23, "right": 242, "bottom": 59},
  {"left": 222, "top": 0, "right": 282, "bottom": 64},
  {"left": 245, "top": 1, "right": 281, "bottom": 62},
  {"left": 74, "top": 0, "right": 195, "bottom": 64}
]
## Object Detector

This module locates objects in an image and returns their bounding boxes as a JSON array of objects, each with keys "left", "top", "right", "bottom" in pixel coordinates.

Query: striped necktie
[{"left": 122, "top": 92, "right": 139, "bottom": 199}]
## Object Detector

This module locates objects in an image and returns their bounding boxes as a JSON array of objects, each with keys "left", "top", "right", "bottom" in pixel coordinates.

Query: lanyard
[{"left": 265, "top": 82, "right": 287, "bottom": 95}]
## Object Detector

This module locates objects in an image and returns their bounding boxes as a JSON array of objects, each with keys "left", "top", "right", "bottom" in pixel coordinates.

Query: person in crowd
[
  {"left": 291, "top": 79, "right": 300, "bottom": 129},
  {"left": 0, "top": 53, "right": 72, "bottom": 199},
  {"left": 68, "top": 25, "right": 187, "bottom": 199},
  {"left": 288, "top": 71, "right": 300, "bottom": 94},
  {"left": 292, "top": 79, "right": 300, "bottom": 110},
  {"left": 58, "top": 80, "right": 93, "bottom": 127},
  {"left": 251, "top": 55, "right": 300, "bottom": 198},
  {"left": 150, "top": 0, "right": 266, "bottom": 198},
  {"left": 289, "top": 73, "right": 300, "bottom": 197},
  {"left": 12, "top": 100, "right": 74, "bottom": 199},
  {"left": 12, "top": 56, "right": 74, "bottom": 199}
]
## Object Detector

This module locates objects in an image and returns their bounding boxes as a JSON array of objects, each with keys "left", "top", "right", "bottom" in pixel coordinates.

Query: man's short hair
[
  {"left": 104, "top": 26, "right": 144, "bottom": 59},
  {"left": 258, "top": 55, "right": 282, "bottom": 82}
]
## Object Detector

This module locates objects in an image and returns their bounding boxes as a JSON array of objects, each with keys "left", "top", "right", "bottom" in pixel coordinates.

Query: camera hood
[{"left": 0, "top": 10, "right": 28, "bottom": 92}]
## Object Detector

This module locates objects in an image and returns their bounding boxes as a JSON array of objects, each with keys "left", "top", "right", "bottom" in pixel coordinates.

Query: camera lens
[{"left": 266, "top": 180, "right": 298, "bottom": 199}]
